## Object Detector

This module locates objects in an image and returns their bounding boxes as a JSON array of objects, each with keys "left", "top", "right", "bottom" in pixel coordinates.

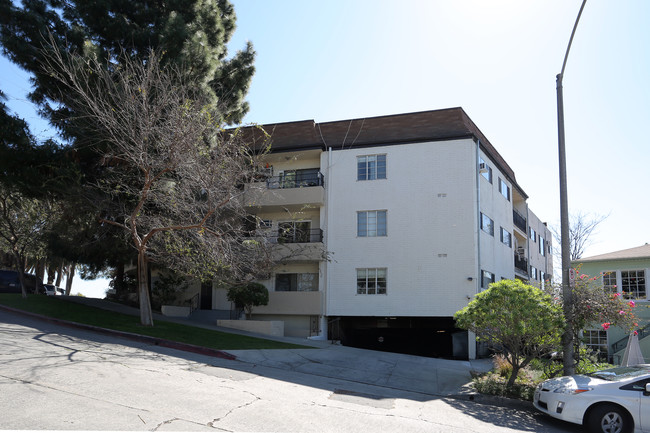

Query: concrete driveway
[{"left": 34, "top": 296, "right": 494, "bottom": 397}]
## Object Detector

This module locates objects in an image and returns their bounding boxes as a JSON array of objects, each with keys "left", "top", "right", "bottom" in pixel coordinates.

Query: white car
[
  {"left": 534, "top": 365, "right": 650, "bottom": 433},
  {"left": 43, "top": 284, "right": 58, "bottom": 296}
]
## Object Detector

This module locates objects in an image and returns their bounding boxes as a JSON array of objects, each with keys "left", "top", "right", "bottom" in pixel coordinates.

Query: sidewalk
[{"left": 48, "top": 297, "right": 495, "bottom": 397}]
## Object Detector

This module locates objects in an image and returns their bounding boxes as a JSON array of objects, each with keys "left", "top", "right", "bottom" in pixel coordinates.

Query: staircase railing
[
  {"left": 189, "top": 293, "right": 199, "bottom": 314},
  {"left": 611, "top": 323, "right": 650, "bottom": 353}
]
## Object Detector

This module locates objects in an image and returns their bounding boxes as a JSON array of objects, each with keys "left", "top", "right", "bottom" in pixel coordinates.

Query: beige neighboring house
[{"left": 574, "top": 244, "right": 650, "bottom": 364}]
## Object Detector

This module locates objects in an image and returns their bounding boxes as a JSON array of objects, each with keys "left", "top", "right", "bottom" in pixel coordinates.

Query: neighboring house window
[
  {"left": 500, "top": 227, "right": 511, "bottom": 247},
  {"left": 621, "top": 270, "right": 646, "bottom": 299},
  {"left": 357, "top": 154, "right": 386, "bottom": 181},
  {"left": 584, "top": 329, "right": 608, "bottom": 361},
  {"left": 529, "top": 227, "right": 537, "bottom": 242},
  {"left": 539, "top": 236, "right": 545, "bottom": 255},
  {"left": 498, "top": 178, "right": 510, "bottom": 201},
  {"left": 481, "top": 270, "right": 495, "bottom": 289},
  {"left": 357, "top": 268, "right": 387, "bottom": 295},
  {"left": 480, "top": 213, "right": 494, "bottom": 236},
  {"left": 275, "top": 273, "right": 318, "bottom": 292},
  {"left": 530, "top": 266, "right": 538, "bottom": 280},
  {"left": 357, "top": 211, "right": 387, "bottom": 237},
  {"left": 602, "top": 271, "right": 617, "bottom": 294},
  {"left": 479, "top": 157, "right": 492, "bottom": 183}
]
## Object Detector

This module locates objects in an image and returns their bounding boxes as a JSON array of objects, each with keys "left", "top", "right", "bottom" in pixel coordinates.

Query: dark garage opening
[{"left": 329, "top": 316, "right": 467, "bottom": 359}]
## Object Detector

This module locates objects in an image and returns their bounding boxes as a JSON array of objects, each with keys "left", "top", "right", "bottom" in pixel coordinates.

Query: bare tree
[
  {"left": 41, "top": 45, "right": 272, "bottom": 326},
  {"left": 552, "top": 211, "right": 609, "bottom": 263}
]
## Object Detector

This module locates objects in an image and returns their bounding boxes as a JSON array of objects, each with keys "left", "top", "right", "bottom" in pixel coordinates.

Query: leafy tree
[
  {"left": 152, "top": 272, "right": 190, "bottom": 311},
  {"left": 41, "top": 46, "right": 271, "bottom": 326},
  {"left": 544, "top": 268, "right": 639, "bottom": 375},
  {"left": 227, "top": 282, "right": 269, "bottom": 319},
  {"left": 0, "top": 0, "right": 256, "bottom": 290},
  {"left": 455, "top": 280, "right": 564, "bottom": 387},
  {"left": 0, "top": 0, "right": 255, "bottom": 129},
  {"left": 0, "top": 186, "right": 54, "bottom": 297}
]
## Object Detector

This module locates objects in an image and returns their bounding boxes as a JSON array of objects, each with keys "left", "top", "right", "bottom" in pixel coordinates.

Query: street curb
[
  {"left": 0, "top": 304, "right": 237, "bottom": 361},
  {"left": 449, "top": 392, "right": 535, "bottom": 412}
]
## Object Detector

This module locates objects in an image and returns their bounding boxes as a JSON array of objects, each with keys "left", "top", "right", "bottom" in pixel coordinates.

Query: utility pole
[{"left": 557, "top": 0, "right": 587, "bottom": 376}]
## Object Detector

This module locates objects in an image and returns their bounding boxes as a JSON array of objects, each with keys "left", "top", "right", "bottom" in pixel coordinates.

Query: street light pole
[{"left": 557, "top": 0, "right": 587, "bottom": 376}]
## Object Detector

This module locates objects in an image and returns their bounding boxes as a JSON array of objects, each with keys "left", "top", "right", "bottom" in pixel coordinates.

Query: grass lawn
[{"left": 0, "top": 294, "right": 311, "bottom": 351}]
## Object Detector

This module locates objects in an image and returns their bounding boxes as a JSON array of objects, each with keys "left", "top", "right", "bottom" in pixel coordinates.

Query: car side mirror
[{"left": 645, "top": 383, "right": 650, "bottom": 396}]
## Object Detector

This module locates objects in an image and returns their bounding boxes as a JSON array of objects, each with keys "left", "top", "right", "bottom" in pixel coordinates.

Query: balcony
[
  {"left": 244, "top": 169, "right": 325, "bottom": 208},
  {"left": 249, "top": 228, "right": 325, "bottom": 262},
  {"left": 514, "top": 255, "right": 528, "bottom": 276},
  {"left": 513, "top": 209, "right": 527, "bottom": 233}
]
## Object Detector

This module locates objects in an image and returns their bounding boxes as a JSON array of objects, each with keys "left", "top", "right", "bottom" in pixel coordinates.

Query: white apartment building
[{"left": 209, "top": 108, "right": 553, "bottom": 359}]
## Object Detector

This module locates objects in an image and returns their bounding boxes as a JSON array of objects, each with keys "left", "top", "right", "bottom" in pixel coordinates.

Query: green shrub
[
  {"left": 227, "top": 282, "right": 269, "bottom": 319},
  {"left": 472, "top": 372, "right": 537, "bottom": 401}
]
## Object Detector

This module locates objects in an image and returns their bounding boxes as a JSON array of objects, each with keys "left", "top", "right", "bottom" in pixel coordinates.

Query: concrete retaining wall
[{"left": 217, "top": 319, "right": 284, "bottom": 337}]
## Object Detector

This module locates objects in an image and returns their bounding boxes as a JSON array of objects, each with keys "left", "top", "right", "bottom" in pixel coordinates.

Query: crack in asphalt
[
  {"left": 0, "top": 372, "right": 152, "bottom": 413},
  {"left": 206, "top": 390, "right": 261, "bottom": 429}
]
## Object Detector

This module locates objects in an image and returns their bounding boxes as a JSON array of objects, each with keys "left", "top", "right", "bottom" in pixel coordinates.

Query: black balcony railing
[
  {"left": 272, "top": 228, "right": 323, "bottom": 244},
  {"left": 266, "top": 169, "right": 324, "bottom": 189},
  {"left": 513, "top": 209, "right": 527, "bottom": 232},
  {"left": 514, "top": 255, "right": 528, "bottom": 275}
]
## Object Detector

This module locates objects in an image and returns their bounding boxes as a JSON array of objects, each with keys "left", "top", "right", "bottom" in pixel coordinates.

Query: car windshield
[{"left": 587, "top": 366, "right": 650, "bottom": 381}]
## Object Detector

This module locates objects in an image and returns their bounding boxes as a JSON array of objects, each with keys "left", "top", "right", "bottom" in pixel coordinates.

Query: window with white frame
[
  {"left": 357, "top": 154, "right": 386, "bottom": 181},
  {"left": 530, "top": 266, "right": 538, "bottom": 280},
  {"left": 498, "top": 178, "right": 510, "bottom": 201},
  {"left": 357, "top": 210, "right": 387, "bottom": 237},
  {"left": 357, "top": 268, "right": 387, "bottom": 295},
  {"left": 481, "top": 213, "right": 494, "bottom": 236},
  {"left": 602, "top": 271, "right": 617, "bottom": 294},
  {"left": 479, "top": 157, "right": 492, "bottom": 183},
  {"left": 583, "top": 329, "right": 608, "bottom": 360},
  {"left": 529, "top": 227, "right": 537, "bottom": 242},
  {"left": 539, "top": 236, "right": 545, "bottom": 255},
  {"left": 621, "top": 270, "right": 646, "bottom": 299},
  {"left": 481, "top": 270, "right": 495, "bottom": 289},
  {"left": 500, "top": 227, "right": 511, "bottom": 247}
]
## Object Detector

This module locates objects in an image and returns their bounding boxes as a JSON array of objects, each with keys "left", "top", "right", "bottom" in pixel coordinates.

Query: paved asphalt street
[{"left": 0, "top": 301, "right": 578, "bottom": 432}]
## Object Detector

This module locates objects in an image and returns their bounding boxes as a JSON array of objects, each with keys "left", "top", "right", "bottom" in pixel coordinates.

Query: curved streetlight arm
[{"left": 559, "top": 0, "right": 588, "bottom": 82}]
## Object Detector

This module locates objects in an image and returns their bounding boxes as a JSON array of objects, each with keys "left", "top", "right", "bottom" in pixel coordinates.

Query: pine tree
[{"left": 0, "top": 0, "right": 255, "bottom": 129}]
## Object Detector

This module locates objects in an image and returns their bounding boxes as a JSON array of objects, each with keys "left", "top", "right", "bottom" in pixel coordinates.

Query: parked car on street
[
  {"left": 43, "top": 284, "right": 59, "bottom": 296},
  {"left": 0, "top": 269, "right": 45, "bottom": 294},
  {"left": 0, "top": 270, "right": 21, "bottom": 293},
  {"left": 534, "top": 364, "right": 650, "bottom": 433}
]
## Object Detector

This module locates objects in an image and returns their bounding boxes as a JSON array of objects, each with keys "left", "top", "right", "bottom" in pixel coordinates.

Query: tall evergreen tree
[
  {"left": 0, "top": 0, "right": 255, "bottom": 130},
  {"left": 0, "top": 0, "right": 256, "bottom": 298}
]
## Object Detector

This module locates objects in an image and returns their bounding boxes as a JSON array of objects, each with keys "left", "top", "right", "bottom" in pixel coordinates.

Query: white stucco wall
[
  {"left": 477, "top": 150, "right": 516, "bottom": 283},
  {"left": 324, "top": 139, "right": 482, "bottom": 317}
]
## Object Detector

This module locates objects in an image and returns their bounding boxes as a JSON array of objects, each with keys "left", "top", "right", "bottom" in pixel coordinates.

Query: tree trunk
[
  {"left": 13, "top": 252, "right": 27, "bottom": 298},
  {"left": 137, "top": 250, "right": 154, "bottom": 326},
  {"left": 65, "top": 263, "right": 75, "bottom": 295},
  {"left": 114, "top": 263, "right": 125, "bottom": 296},
  {"left": 507, "top": 365, "right": 520, "bottom": 388},
  {"left": 35, "top": 259, "right": 46, "bottom": 286},
  {"left": 55, "top": 265, "right": 63, "bottom": 287},
  {"left": 47, "top": 263, "right": 56, "bottom": 285}
]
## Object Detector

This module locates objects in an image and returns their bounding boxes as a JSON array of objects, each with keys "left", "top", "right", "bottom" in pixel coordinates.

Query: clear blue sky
[{"left": 2, "top": 0, "right": 649, "bottom": 297}]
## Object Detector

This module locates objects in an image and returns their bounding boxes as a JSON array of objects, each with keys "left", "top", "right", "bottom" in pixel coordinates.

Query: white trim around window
[{"left": 356, "top": 268, "right": 387, "bottom": 295}]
